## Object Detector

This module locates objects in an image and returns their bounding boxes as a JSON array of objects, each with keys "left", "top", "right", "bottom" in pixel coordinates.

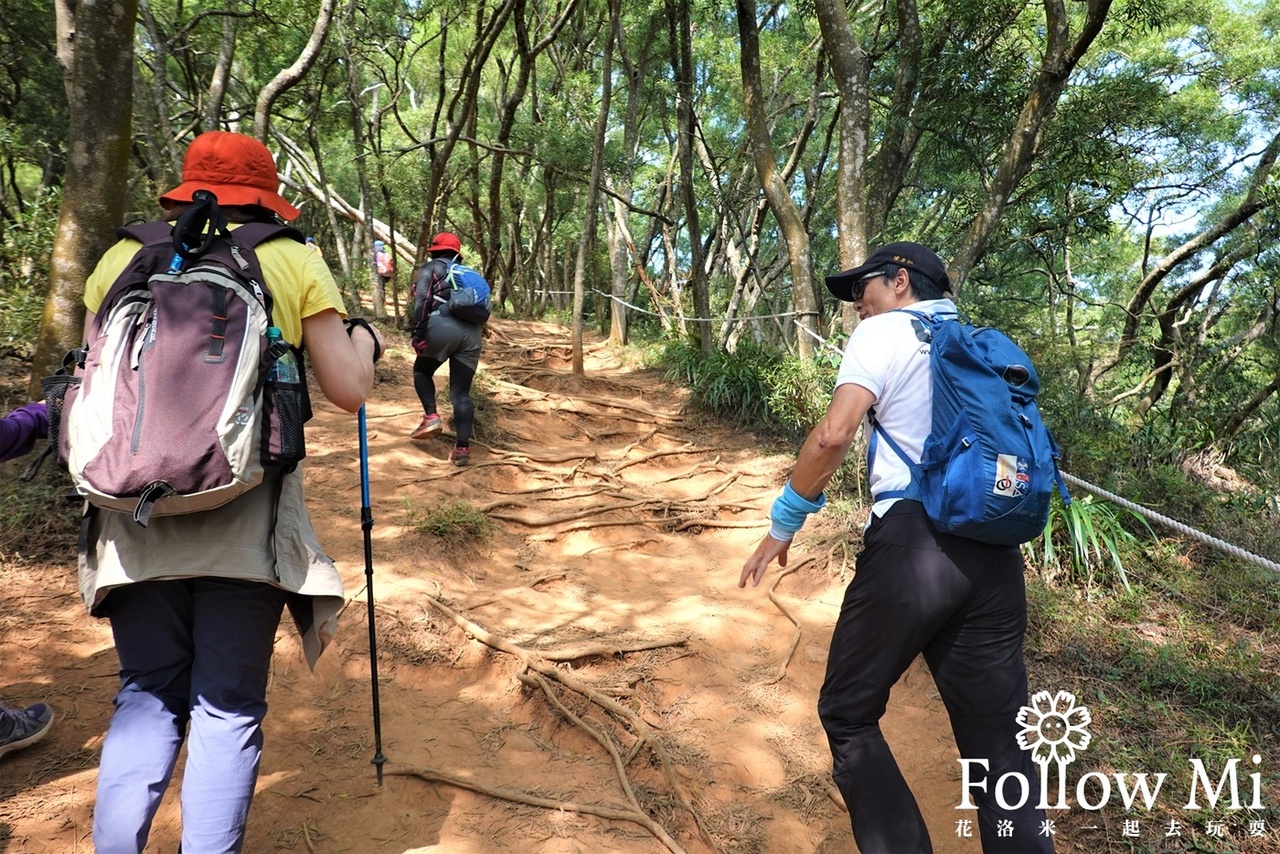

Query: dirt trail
[{"left": 0, "top": 318, "right": 979, "bottom": 853}]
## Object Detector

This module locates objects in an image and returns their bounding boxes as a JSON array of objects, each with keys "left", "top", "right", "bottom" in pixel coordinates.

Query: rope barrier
[
  {"left": 527, "top": 289, "right": 1277, "bottom": 574},
  {"left": 1059, "top": 472, "right": 1280, "bottom": 575},
  {"left": 793, "top": 319, "right": 846, "bottom": 357},
  {"left": 591, "top": 290, "right": 800, "bottom": 322}
]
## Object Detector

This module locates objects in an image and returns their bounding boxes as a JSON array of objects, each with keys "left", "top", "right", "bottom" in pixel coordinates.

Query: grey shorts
[{"left": 414, "top": 314, "right": 483, "bottom": 370}]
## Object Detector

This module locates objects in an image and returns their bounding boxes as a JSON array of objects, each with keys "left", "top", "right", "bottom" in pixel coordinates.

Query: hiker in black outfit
[
  {"left": 740, "top": 242, "right": 1052, "bottom": 854},
  {"left": 409, "top": 232, "right": 484, "bottom": 466}
]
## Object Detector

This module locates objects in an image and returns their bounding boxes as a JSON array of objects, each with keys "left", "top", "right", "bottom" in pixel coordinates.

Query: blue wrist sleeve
[
  {"left": 769, "top": 481, "right": 828, "bottom": 537},
  {"left": 769, "top": 523, "right": 797, "bottom": 542}
]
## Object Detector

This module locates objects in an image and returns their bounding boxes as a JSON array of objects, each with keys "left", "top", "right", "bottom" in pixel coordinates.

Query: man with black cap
[{"left": 740, "top": 242, "right": 1051, "bottom": 853}]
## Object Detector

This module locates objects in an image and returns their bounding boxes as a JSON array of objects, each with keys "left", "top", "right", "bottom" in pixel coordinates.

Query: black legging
[{"left": 413, "top": 355, "right": 476, "bottom": 446}]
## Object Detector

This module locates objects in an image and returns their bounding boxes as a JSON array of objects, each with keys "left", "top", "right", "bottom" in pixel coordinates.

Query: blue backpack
[
  {"left": 870, "top": 310, "right": 1069, "bottom": 545},
  {"left": 439, "top": 261, "right": 491, "bottom": 325}
]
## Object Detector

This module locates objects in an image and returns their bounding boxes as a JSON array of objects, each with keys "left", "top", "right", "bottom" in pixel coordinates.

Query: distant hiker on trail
[
  {"left": 0, "top": 401, "right": 55, "bottom": 762},
  {"left": 75, "top": 130, "right": 383, "bottom": 853},
  {"left": 305, "top": 235, "right": 323, "bottom": 258},
  {"left": 408, "top": 231, "right": 489, "bottom": 466},
  {"left": 374, "top": 238, "right": 393, "bottom": 286},
  {"left": 739, "top": 242, "right": 1052, "bottom": 854}
]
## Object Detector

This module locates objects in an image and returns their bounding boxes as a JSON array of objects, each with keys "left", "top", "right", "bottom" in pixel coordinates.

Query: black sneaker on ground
[{"left": 0, "top": 703, "right": 53, "bottom": 759}]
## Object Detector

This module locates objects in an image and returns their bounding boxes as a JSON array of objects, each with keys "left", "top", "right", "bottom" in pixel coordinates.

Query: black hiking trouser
[
  {"left": 818, "top": 500, "right": 1052, "bottom": 854},
  {"left": 413, "top": 355, "right": 476, "bottom": 446}
]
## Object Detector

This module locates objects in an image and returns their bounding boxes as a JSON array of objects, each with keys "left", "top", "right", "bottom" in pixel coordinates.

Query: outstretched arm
[
  {"left": 0, "top": 402, "right": 49, "bottom": 462},
  {"left": 739, "top": 382, "right": 875, "bottom": 588}
]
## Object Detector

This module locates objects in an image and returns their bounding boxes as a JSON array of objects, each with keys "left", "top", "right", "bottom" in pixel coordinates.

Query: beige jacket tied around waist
[{"left": 79, "top": 466, "right": 344, "bottom": 670}]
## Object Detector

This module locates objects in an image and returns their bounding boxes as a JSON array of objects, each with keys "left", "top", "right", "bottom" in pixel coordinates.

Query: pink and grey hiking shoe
[
  {"left": 410, "top": 413, "right": 443, "bottom": 440},
  {"left": 0, "top": 703, "right": 53, "bottom": 760},
  {"left": 449, "top": 445, "right": 471, "bottom": 466}
]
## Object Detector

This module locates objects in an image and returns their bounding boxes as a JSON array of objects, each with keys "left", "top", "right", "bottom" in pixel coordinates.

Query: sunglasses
[{"left": 851, "top": 269, "right": 887, "bottom": 302}]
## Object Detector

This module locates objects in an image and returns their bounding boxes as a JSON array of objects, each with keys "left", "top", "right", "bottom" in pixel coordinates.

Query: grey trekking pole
[{"left": 359, "top": 405, "right": 387, "bottom": 784}]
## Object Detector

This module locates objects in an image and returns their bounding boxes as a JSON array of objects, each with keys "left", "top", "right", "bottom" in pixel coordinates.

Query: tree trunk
[
  {"left": 606, "top": 10, "right": 657, "bottom": 345},
  {"left": 204, "top": 0, "right": 240, "bottom": 127},
  {"left": 670, "top": 0, "right": 712, "bottom": 355},
  {"left": 736, "top": 0, "right": 818, "bottom": 358},
  {"left": 571, "top": 0, "right": 617, "bottom": 375},
  {"left": 253, "top": 0, "right": 336, "bottom": 140},
  {"left": 33, "top": 0, "right": 138, "bottom": 396},
  {"left": 949, "top": 0, "right": 1113, "bottom": 289},
  {"left": 342, "top": 4, "right": 375, "bottom": 314},
  {"left": 413, "top": 0, "right": 519, "bottom": 275}
]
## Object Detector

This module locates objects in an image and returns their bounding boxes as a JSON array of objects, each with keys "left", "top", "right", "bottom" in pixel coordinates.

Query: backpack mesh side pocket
[
  {"left": 41, "top": 372, "right": 81, "bottom": 466},
  {"left": 262, "top": 377, "right": 309, "bottom": 467}
]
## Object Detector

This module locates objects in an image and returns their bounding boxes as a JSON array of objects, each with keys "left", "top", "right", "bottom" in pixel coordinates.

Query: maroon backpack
[{"left": 51, "top": 193, "right": 310, "bottom": 525}]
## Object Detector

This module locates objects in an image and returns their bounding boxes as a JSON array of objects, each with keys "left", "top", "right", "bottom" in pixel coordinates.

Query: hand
[
  {"left": 343, "top": 317, "right": 385, "bottom": 362},
  {"left": 359, "top": 322, "right": 385, "bottom": 357},
  {"left": 739, "top": 533, "right": 791, "bottom": 588}
]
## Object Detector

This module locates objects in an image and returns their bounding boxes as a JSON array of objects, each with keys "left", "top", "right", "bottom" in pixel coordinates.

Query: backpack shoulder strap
[
  {"left": 96, "top": 222, "right": 180, "bottom": 331},
  {"left": 444, "top": 260, "right": 462, "bottom": 290},
  {"left": 221, "top": 224, "right": 302, "bottom": 320},
  {"left": 229, "top": 222, "right": 304, "bottom": 249},
  {"left": 117, "top": 220, "right": 175, "bottom": 246},
  {"left": 893, "top": 307, "right": 958, "bottom": 325},
  {"left": 866, "top": 408, "right": 916, "bottom": 501}
]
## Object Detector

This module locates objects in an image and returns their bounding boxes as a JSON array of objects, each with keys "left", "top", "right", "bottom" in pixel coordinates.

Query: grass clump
[
  {"left": 659, "top": 339, "right": 782, "bottom": 427},
  {"left": 405, "top": 497, "right": 492, "bottom": 543},
  {"left": 1028, "top": 492, "right": 1155, "bottom": 592}
]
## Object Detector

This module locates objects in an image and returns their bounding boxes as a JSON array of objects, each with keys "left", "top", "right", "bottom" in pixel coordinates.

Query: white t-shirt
[{"left": 835, "top": 298, "right": 956, "bottom": 518}]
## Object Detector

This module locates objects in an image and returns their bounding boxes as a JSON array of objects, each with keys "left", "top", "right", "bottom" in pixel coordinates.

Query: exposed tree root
[
  {"left": 488, "top": 377, "right": 685, "bottom": 422},
  {"left": 527, "top": 518, "right": 667, "bottom": 540},
  {"left": 486, "top": 499, "right": 650, "bottom": 527},
  {"left": 651, "top": 461, "right": 731, "bottom": 484},
  {"left": 762, "top": 556, "right": 814, "bottom": 685},
  {"left": 518, "top": 670, "right": 688, "bottom": 853},
  {"left": 671, "top": 518, "right": 768, "bottom": 533},
  {"left": 533, "top": 634, "right": 690, "bottom": 662},
  {"left": 582, "top": 537, "right": 662, "bottom": 555},
  {"left": 611, "top": 444, "right": 712, "bottom": 473},
  {"left": 420, "top": 592, "right": 716, "bottom": 850},
  {"left": 385, "top": 763, "right": 690, "bottom": 853}
]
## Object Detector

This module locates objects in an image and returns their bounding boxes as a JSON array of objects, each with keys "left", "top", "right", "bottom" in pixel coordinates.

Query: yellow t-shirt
[{"left": 83, "top": 225, "right": 345, "bottom": 346}]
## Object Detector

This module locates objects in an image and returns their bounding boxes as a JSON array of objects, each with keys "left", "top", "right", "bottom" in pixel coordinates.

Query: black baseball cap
[{"left": 825, "top": 241, "right": 952, "bottom": 301}]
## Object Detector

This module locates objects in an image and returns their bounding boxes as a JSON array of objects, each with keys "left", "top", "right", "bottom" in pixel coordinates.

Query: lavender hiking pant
[{"left": 93, "top": 577, "right": 286, "bottom": 854}]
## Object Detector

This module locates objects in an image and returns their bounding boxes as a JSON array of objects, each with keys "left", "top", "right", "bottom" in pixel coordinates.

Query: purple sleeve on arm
[{"left": 0, "top": 402, "right": 49, "bottom": 463}]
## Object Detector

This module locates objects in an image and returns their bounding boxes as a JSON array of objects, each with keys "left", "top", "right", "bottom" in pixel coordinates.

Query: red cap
[
  {"left": 159, "top": 131, "right": 300, "bottom": 221},
  {"left": 427, "top": 232, "right": 462, "bottom": 254}
]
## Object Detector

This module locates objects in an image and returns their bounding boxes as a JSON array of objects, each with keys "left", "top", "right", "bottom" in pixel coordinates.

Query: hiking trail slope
[{"left": 0, "top": 318, "right": 977, "bottom": 853}]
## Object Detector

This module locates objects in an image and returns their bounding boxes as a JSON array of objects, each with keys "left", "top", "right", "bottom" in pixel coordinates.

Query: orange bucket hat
[{"left": 159, "top": 131, "right": 300, "bottom": 221}]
